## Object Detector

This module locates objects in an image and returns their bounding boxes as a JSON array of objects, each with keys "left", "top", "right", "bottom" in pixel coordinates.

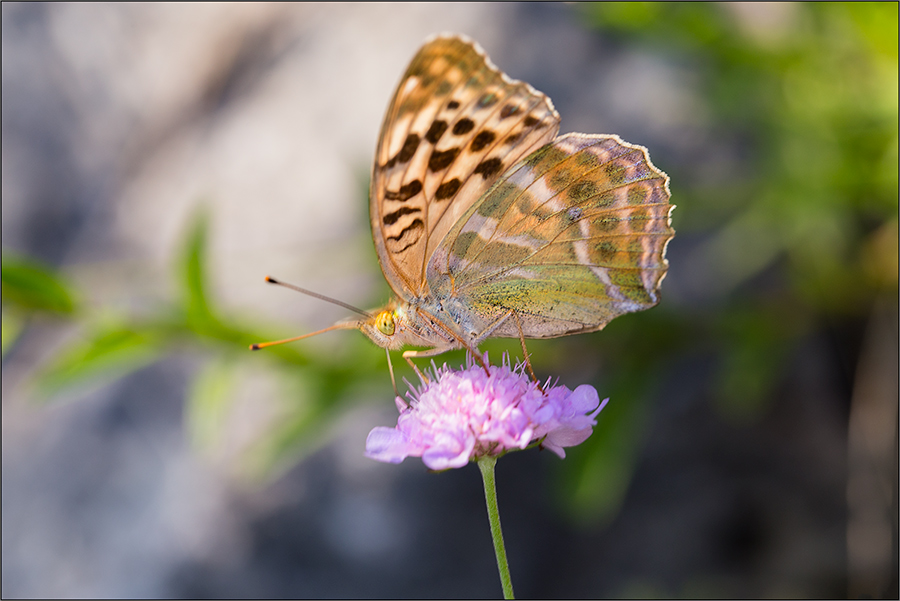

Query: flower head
[{"left": 365, "top": 355, "right": 608, "bottom": 470}]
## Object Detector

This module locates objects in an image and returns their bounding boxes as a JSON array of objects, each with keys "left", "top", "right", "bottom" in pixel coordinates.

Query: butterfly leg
[
  {"left": 401, "top": 335, "right": 490, "bottom": 378},
  {"left": 469, "top": 309, "right": 514, "bottom": 345},
  {"left": 470, "top": 310, "right": 541, "bottom": 387},
  {"left": 400, "top": 351, "right": 431, "bottom": 383},
  {"left": 385, "top": 348, "right": 400, "bottom": 397},
  {"left": 512, "top": 311, "right": 541, "bottom": 387},
  {"left": 401, "top": 344, "right": 462, "bottom": 383},
  {"left": 414, "top": 316, "right": 491, "bottom": 375}
]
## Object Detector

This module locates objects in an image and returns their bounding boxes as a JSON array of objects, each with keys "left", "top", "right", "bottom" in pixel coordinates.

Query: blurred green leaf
[
  {"left": 33, "top": 319, "right": 167, "bottom": 400},
  {"left": 1, "top": 254, "right": 77, "bottom": 314},
  {"left": 588, "top": 2, "right": 662, "bottom": 32},
  {"left": 241, "top": 369, "right": 325, "bottom": 479},
  {"left": 712, "top": 306, "right": 797, "bottom": 422},
  {"left": 187, "top": 356, "right": 237, "bottom": 450},
  {"left": 179, "top": 208, "right": 217, "bottom": 332},
  {"left": 2, "top": 311, "right": 25, "bottom": 356},
  {"left": 172, "top": 208, "right": 293, "bottom": 355}
]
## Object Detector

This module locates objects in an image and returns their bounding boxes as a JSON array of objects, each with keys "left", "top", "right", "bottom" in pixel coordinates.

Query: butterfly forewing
[
  {"left": 371, "top": 35, "right": 560, "bottom": 300},
  {"left": 426, "top": 133, "right": 674, "bottom": 339}
]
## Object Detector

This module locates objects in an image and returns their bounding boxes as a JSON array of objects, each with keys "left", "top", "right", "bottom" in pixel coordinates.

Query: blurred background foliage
[
  {"left": 2, "top": 2, "right": 897, "bottom": 598},
  {"left": 568, "top": 0, "right": 898, "bottom": 517},
  {"left": 3, "top": 212, "right": 386, "bottom": 477}
]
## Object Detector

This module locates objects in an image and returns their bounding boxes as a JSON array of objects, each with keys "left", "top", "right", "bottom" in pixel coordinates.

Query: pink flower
[{"left": 365, "top": 356, "right": 608, "bottom": 470}]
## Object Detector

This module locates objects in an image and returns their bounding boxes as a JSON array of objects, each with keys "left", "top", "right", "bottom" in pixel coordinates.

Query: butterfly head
[{"left": 344, "top": 301, "right": 409, "bottom": 351}]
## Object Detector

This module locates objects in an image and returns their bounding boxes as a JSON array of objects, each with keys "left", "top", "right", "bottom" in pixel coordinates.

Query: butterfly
[{"left": 257, "top": 34, "right": 674, "bottom": 376}]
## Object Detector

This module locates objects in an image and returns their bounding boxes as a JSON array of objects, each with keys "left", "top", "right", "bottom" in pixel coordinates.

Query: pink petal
[
  {"left": 541, "top": 440, "right": 567, "bottom": 459},
  {"left": 365, "top": 427, "right": 413, "bottom": 463},
  {"left": 569, "top": 385, "right": 601, "bottom": 413},
  {"left": 421, "top": 432, "right": 474, "bottom": 470},
  {"left": 545, "top": 425, "right": 594, "bottom": 450}
]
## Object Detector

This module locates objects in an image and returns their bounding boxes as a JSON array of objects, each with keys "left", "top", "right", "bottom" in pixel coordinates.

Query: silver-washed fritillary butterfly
[{"left": 257, "top": 34, "right": 674, "bottom": 371}]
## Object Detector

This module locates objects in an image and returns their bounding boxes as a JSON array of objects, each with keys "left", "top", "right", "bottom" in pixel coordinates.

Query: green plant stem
[{"left": 478, "top": 455, "right": 514, "bottom": 599}]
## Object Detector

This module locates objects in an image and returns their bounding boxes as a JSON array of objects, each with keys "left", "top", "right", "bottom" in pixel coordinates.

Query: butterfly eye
[{"left": 376, "top": 311, "right": 396, "bottom": 336}]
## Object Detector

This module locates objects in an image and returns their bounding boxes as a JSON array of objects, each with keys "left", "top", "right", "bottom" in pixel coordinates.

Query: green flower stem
[{"left": 478, "top": 455, "right": 514, "bottom": 599}]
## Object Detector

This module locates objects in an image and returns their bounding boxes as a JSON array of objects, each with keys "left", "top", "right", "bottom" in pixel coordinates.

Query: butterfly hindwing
[
  {"left": 426, "top": 133, "right": 674, "bottom": 338},
  {"left": 371, "top": 35, "right": 560, "bottom": 300}
]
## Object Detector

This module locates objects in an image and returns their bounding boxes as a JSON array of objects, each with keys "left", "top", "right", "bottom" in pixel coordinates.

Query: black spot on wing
[
  {"left": 384, "top": 179, "right": 423, "bottom": 202},
  {"left": 385, "top": 133, "right": 421, "bottom": 168},
  {"left": 428, "top": 147, "right": 460, "bottom": 172},
  {"left": 387, "top": 218, "right": 424, "bottom": 253},
  {"left": 397, "top": 133, "right": 420, "bottom": 162},
  {"left": 447, "top": 100, "right": 460, "bottom": 110},
  {"left": 452, "top": 118, "right": 475, "bottom": 135},
  {"left": 523, "top": 115, "right": 539, "bottom": 127},
  {"left": 435, "top": 178, "right": 462, "bottom": 200},
  {"left": 473, "top": 157, "right": 503, "bottom": 179},
  {"left": 425, "top": 121, "right": 448, "bottom": 144},
  {"left": 470, "top": 130, "right": 496, "bottom": 152},
  {"left": 383, "top": 206, "right": 421, "bottom": 226}
]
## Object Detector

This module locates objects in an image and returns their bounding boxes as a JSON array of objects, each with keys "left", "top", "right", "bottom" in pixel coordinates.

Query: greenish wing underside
[{"left": 427, "top": 133, "right": 675, "bottom": 338}]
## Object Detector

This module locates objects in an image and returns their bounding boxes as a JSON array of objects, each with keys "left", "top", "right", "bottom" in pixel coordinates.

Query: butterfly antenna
[
  {"left": 250, "top": 322, "right": 358, "bottom": 351},
  {"left": 264, "top": 276, "right": 372, "bottom": 318}
]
